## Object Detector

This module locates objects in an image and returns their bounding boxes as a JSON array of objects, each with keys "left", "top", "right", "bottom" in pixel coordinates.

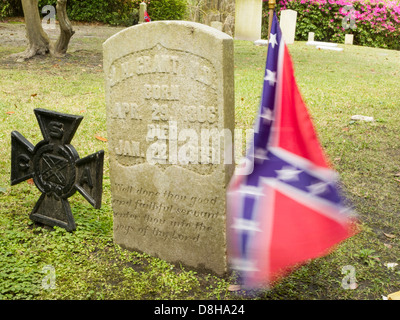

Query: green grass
[{"left": 1, "top": 28, "right": 400, "bottom": 299}]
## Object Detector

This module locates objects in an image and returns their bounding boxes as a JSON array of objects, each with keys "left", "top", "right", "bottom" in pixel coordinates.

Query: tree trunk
[
  {"left": 21, "top": 0, "right": 50, "bottom": 58},
  {"left": 16, "top": 0, "right": 74, "bottom": 60},
  {"left": 53, "top": 0, "right": 75, "bottom": 57}
]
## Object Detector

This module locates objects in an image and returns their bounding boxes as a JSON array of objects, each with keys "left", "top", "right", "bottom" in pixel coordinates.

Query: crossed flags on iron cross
[{"left": 11, "top": 108, "right": 104, "bottom": 231}]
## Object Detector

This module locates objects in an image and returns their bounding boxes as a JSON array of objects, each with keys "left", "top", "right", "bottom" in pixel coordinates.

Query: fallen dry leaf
[
  {"left": 384, "top": 232, "right": 396, "bottom": 239},
  {"left": 31, "top": 93, "right": 37, "bottom": 97},
  {"left": 6, "top": 111, "right": 15, "bottom": 114},
  {"left": 27, "top": 178, "right": 34, "bottom": 185},
  {"left": 384, "top": 243, "right": 393, "bottom": 249},
  {"left": 385, "top": 262, "right": 398, "bottom": 270},
  {"left": 388, "top": 291, "right": 400, "bottom": 300},
  {"left": 95, "top": 135, "right": 107, "bottom": 142},
  {"left": 228, "top": 284, "right": 242, "bottom": 292}
]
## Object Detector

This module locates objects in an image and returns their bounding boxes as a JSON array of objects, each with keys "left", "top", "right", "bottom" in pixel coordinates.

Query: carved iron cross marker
[{"left": 11, "top": 108, "right": 104, "bottom": 231}]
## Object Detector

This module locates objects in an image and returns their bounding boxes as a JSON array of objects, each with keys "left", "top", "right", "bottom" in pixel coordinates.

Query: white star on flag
[
  {"left": 253, "top": 147, "right": 269, "bottom": 164},
  {"left": 231, "top": 258, "right": 259, "bottom": 272},
  {"left": 306, "top": 181, "right": 330, "bottom": 195},
  {"left": 238, "top": 185, "right": 265, "bottom": 197},
  {"left": 264, "top": 69, "right": 277, "bottom": 86},
  {"left": 269, "top": 33, "right": 278, "bottom": 48},
  {"left": 260, "top": 107, "right": 274, "bottom": 124},
  {"left": 275, "top": 166, "right": 303, "bottom": 181},
  {"left": 232, "top": 218, "right": 262, "bottom": 232}
]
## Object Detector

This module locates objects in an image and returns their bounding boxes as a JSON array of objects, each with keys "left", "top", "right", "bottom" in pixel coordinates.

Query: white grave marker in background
[
  {"left": 234, "top": 0, "right": 262, "bottom": 41},
  {"left": 280, "top": 9, "right": 297, "bottom": 44}
]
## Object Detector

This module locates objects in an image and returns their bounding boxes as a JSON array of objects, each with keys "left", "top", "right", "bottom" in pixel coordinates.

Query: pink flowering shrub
[{"left": 262, "top": 0, "right": 400, "bottom": 50}]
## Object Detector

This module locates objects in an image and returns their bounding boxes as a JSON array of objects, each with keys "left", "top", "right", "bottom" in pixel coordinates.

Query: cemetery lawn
[{"left": 1, "top": 22, "right": 400, "bottom": 300}]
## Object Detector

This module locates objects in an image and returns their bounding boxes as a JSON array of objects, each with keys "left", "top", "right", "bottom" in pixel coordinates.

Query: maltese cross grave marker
[{"left": 11, "top": 108, "right": 104, "bottom": 231}]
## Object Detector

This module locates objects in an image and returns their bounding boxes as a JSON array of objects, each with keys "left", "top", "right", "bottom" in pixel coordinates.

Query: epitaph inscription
[{"left": 104, "top": 21, "right": 234, "bottom": 275}]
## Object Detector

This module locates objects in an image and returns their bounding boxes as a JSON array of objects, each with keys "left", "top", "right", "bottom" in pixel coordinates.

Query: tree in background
[{"left": 16, "top": 0, "right": 74, "bottom": 60}]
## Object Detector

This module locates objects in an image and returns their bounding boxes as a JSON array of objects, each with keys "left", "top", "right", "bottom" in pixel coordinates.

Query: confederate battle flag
[
  {"left": 144, "top": 11, "right": 151, "bottom": 22},
  {"left": 227, "top": 13, "right": 358, "bottom": 288}
]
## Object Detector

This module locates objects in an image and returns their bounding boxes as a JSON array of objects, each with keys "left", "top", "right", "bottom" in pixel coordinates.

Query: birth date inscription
[{"left": 106, "top": 43, "right": 221, "bottom": 173}]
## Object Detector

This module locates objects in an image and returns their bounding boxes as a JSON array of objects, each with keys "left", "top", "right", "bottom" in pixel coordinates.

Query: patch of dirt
[
  {"left": 0, "top": 23, "right": 27, "bottom": 47},
  {"left": 0, "top": 19, "right": 125, "bottom": 69}
]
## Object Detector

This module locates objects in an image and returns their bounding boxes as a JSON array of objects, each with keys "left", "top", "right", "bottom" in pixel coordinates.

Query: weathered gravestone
[
  {"left": 211, "top": 21, "right": 223, "bottom": 32},
  {"left": 138, "top": 2, "right": 148, "bottom": 24},
  {"left": 10, "top": 108, "right": 104, "bottom": 231},
  {"left": 279, "top": 9, "right": 297, "bottom": 44},
  {"left": 234, "top": 0, "right": 262, "bottom": 41},
  {"left": 103, "top": 21, "right": 235, "bottom": 275},
  {"left": 345, "top": 34, "right": 354, "bottom": 45}
]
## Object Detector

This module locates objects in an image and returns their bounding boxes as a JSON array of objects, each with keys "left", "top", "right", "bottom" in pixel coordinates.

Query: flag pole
[{"left": 267, "top": 0, "right": 276, "bottom": 42}]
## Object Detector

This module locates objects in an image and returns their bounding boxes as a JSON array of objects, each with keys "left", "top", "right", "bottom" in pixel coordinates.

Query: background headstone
[
  {"left": 211, "top": 21, "right": 223, "bottom": 32},
  {"left": 279, "top": 9, "right": 297, "bottom": 44},
  {"left": 308, "top": 32, "right": 315, "bottom": 42},
  {"left": 345, "top": 34, "right": 354, "bottom": 45},
  {"left": 103, "top": 21, "right": 235, "bottom": 275},
  {"left": 139, "top": 2, "right": 146, "bottom": 24},
  {"left": 234, "top": 0, "right": 262, "bottom": 41}
]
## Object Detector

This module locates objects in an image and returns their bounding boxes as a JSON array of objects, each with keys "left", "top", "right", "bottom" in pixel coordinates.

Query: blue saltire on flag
[
  {"left": 144, "top": 11, "right": 151, "bottom": 22},
  {"left": 227, "top": 13, "right": 359, "bottom": 289}
]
